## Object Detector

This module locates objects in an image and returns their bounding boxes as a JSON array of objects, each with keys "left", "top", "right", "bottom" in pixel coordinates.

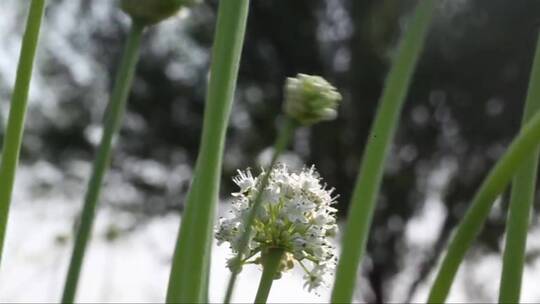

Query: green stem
[
  {"left": 331, "top": 0, "right": 437, "bottom": 302},
  {"left": 165, "top": 1, "right": 250, "bottom": 302},
  {"left": 254, "top": 248, "right": 284, "bottom": 304},
  {"left": 427, "top": 100, "right": 540, "bottom": 303},
  {"left": 61, "top": 22, "right": 145, "bottom": 303},
  {"left": 223, "top": 117, "right": 297, "bottom": 304},
  {"left": 498, "top": 32, "right": 540, "bottom": 304},
  {"left": 0, "top": 0, "right": 46, "bottom": 265}
]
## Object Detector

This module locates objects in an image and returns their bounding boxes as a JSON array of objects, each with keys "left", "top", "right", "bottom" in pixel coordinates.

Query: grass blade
[
  {"left": 0, "top": 0, "right": 46, "bottom": 265},
  {"left": 427, "top": 88, "right": 540, "bottom": 302},
  {"left": 498, "top": 32, "right": 540, "bottom": 303},
  {"left": 61, "top": 22, "right": 145, "bottom": 303},
  {"left": 165, "top": 1, "right": 250, "bottom": 302},
  {"left": 330, "top": 0, "right": 437, "bottom": 302}
]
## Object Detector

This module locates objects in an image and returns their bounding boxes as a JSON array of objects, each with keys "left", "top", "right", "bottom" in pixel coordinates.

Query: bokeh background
[{"left": 2, "top": 0, "right": 540, "bottom": 302}]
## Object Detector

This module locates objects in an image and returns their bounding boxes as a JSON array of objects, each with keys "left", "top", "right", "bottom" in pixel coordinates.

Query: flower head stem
[
  {"left": 254, "top": 248, "right": 285, "bottom": 304},
  {"left": 61, "top": 21, "right": 145, "bottom": 303},
  {"left": 223, "top": 117, "right": 297, "bottom": 303},
  {"left": 0, "top": 0, "right": 46, "bottom": 266}
]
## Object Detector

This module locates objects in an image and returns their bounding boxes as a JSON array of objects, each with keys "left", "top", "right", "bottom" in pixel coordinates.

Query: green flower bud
[
  {"left": 283, "top": 73, "right": 342, "bottom": 125},
  {"left": 121, "top": 0, "right": 198, "bottom": 25}
]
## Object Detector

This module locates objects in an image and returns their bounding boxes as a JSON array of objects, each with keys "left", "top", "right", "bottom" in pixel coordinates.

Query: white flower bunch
[{"left": 216, "top": 164, "right": 339, "bottom": 291}]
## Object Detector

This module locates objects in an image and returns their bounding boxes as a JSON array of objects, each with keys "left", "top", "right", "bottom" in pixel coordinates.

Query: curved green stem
[
  {"left": 61, "top": 21, "right": 145, "bottom": 303},
  {"left": 165, "top": 1, "right": 250, "bottom": 302},
  {"left": 223, "top": 118, "right": 297, "bottom": 304},
  {"left": 498, "top": 32, "right": 540, "bottom": 304},
  {"left": 331, "top": 0, "right": 437, "bottom": 302},
  {"left": 0, "top": 0, "right": 46, "bottom": 265},
  {"left": 427, "top": 104, "right": 540, "bottom": 303},
  {"left": 254, "top": 248, "right": 284, "bottom": 304}
]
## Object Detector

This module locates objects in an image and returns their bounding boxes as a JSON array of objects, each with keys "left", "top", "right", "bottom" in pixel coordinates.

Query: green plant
[
  {"left": 331, "top": 0, "right": 437, "bottom": 302},
  {"left": 61, "top": 21, "right": 145, "bottom": 303},
  {"left": 222, "top": 73, "right": 341, "bottom": 303},
  {"left": 428, "top": 32, "right": 540, "bottom": 304},
  {"left": 121, "top": 0, "right": 198, "bottom": 25},
  {"left": 222, "top": 118, "right": 296, "bottom": 304},
  {"left": 165, "top": 1, "right": 250, "bottom": 302},
  {"left": 0, "top": 0, "right": 46, "bottom": 266},
  {"left": 4, "top": 1, "right": 540, "bottom": 303},
  {"left": 61, "top": 2, "right": 199, "bottom": 301},
  {"left": 498, "top": 32, "right": 540, "bottom": 304},
  {"left": 218, "top": 163, "right": 339, "bottom": 303}
]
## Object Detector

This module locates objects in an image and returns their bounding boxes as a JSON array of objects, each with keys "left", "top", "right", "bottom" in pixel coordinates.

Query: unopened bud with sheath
[
  {"left": 121, "top": 0, "right": 198, "bottom": 25},
  {"left": 284, "top": 74, "right": 342, "bottom": 125}
]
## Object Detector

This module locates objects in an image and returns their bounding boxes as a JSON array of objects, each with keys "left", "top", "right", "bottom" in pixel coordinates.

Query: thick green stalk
[
  {"left": 498, "top": 33, "right": 540, "bottom": 304},
  {"left": 0, "top": 0, "right": 46, "bottom": 265},
  {"left": 61, "top": 22, "right": 145, "bottom": 303},
  {"left": 254, "top": 248, "right": 285, "bottom": 304},
  {"left": 427, "top": 103, "right": 540, "bottom": 303},
  {"left": 165, "top": 1, "right": 250, "bottom": 302},
  {"left": 223, "top": 118, "right": 297, "bottom": 304},
  {"left": 331, "top": 0, "right": 437, "bottom": 302}
]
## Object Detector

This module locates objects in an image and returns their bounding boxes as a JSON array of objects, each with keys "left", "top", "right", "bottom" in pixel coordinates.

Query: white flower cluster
[{"left": 216, "top": 164, "right": 339, "bottom": 291}]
